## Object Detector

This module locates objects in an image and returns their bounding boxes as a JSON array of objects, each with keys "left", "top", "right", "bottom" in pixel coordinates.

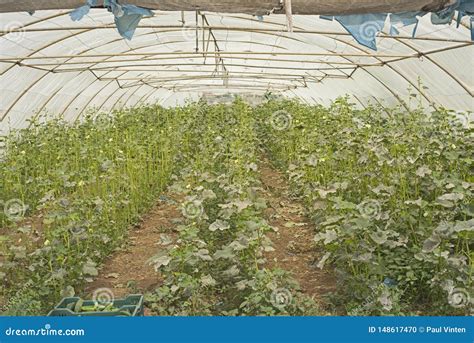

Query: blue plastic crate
[{"left": 48, "top": 294, "right": 144, "bottom": 317}]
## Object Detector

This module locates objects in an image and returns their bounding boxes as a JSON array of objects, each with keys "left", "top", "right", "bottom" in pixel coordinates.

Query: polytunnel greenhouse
[{"left": 0, "top": 0, "right": 473, "bottom": 327}]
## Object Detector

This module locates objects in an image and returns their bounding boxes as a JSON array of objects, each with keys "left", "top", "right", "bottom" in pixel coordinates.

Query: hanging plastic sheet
[
  {"left": 70, "top": 0, "right": 153, "bottom": 39},
  {"left": 109, "top": 3, "right": 154, "bottom": 39},
  {"left": 472, "top": 17, "right": 474, "bottom": 40},
  {"left": 320, "top": 13, "right": 420, "bottom": 50},
  {"left": 431, "top": 0, "right": 459, "bottom": 24},
  {"left": 334, "top": 13, "right": 387, "bottom": 51},
  {"left": 457, "top": 0, "right": 474, "bottom": 39},
  {"left": 70, "top": 0, "right": 98, "bottom": 21},
  {"left": 459, "top": 0, "right": 474, "bottom": 13},
  {"left": 320, "top": 13, "right": 389, "bottom": 50},
  {"left": 431, "top": 0, "right": 473, "bottom": 23},
  {"left": 67, "top": 0, "right": 473, "bottom": 46},
  {"left": 389, "top": 11, "right": 425, "bottom": 37},
  {"left": 320, "top": 0, "right": 473, "bottom": 51}
]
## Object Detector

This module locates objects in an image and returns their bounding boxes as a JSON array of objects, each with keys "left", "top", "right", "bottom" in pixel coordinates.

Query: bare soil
[
  {"left": 87, "top": 159, "right": 336, "bottom": 315},
  {"left": 84, "top": 195, "right": 182, "bottom": 315},
  {"left": 259, "top": 157, "right": 336, "bottom": 308}
]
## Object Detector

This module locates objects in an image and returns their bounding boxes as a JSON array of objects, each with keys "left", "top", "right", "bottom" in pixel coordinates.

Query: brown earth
[
  {"left": 0, "top": 213, "right": 45, "bottom": 309},
  {"left": 84, "top": 195, "right": 182, "bottom": 315},
  {"left": 259, "top": 157, "right": 336, "bottom": 308},
  {"left": 86, "top": 159, "right": 336, "bottom": 315}
]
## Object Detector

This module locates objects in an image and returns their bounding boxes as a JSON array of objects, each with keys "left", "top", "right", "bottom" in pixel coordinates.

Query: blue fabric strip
[
  {"left": 67, "top": 1, "right": 474, "bottom": 45},
  {"left": 335, "top": 14, "right": 387, "bottom": 50},
  {"left": 70, "top": 0, "right": 153, "bottom": 39}
]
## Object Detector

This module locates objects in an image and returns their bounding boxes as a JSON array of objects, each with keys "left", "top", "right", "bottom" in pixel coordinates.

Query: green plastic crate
[{"left": 48, "top": 294, "right": 144, "bottom": 317}]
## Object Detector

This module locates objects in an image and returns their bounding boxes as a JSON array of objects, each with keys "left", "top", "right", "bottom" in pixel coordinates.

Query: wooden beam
[
  {"left": 0, "top": 51, "right": 412, "bottom": 61},
  {"left": 162, "top": 83, "right": 298, "bottom": 90},
  {"left": 280, "top": 0, "right": 450, "bottom": 15},
  {"left": 100, "top": 74, "right": 348, "bottom": 82},
  {"left": 116, "top": 74, "right": 330, "bottom": 88},
  {"left": 94, "top": 70, "right": 339, "bottom": 79},
  {"left": 0, "top": 0, "right": 451, "bottom": 15},
  {"left": 54, "top": 63, "right": 358, "bottom": 72},
  {"left": 16, "top": 56, "right": 381, "bottom": 67}
]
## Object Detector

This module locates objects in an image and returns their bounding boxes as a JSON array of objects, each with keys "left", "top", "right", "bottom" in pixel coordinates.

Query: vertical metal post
[{"left": 195, "top": 11, "right": 199, "bottom": 53}]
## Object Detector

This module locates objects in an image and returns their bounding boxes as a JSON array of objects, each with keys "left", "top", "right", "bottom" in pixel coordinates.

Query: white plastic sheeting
[{"left": 0, "top": 9, "right": 473, "bottom": 134}]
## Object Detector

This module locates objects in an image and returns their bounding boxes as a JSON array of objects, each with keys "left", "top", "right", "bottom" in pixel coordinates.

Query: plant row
[
  {"left": 1, "top": 101, "right": 316, "bottom": 315},
  {"left": 1, "top": 107, "right": 185, "bottom": 314},
  {"left": 146, "top": 101, "right": 317, "bottom": 315},
  {"left": 255, "top": 98, "right": 472, "bottom": 315}
]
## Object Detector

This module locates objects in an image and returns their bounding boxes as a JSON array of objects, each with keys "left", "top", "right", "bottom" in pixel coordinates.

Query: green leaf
[
  {"left": 214, "top": 247, "right": 235, "bottom": 259},
  {"left": 148, "top": 254, "right": 171, "bottom": 271},
  {"left": 370, "top": 231, "right": 388, "bottom": 245},
  {"left": 200, "top": 274, "right": 217, "bottom": 287},
  {"left": 314, "top": 229, "right": 338, "bottom": 244},
  {"left": 222, "top": 265, "right": 239, "bottom": 277},
  {"left": 82, "top": 260, "right": 98, "bottom": 276},
  {"left": 195, "top": 249, "right": 213, "bottom": 261},
  {"left": 422, "top": 235, "right": 441, "bottom": 253},
  {"left": 437, "top": 193, "right": 464, "bottom": 208},
  {"left": 209, "top": 219, "right": 230, "bottom": 232},
  {"left": 416, "top": 166, "right": 432, "bottom": 177}
]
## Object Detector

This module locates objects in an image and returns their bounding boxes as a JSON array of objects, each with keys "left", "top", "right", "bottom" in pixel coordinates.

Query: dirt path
[
  {"left": 84, "top": 194, "right": 182, "bottom": 314},
  {"left": 259, "top": 158, "right": 336, "bottom": 309},
  {"left": 86, "top": 159, "right": 335, "bottom": 315}
]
